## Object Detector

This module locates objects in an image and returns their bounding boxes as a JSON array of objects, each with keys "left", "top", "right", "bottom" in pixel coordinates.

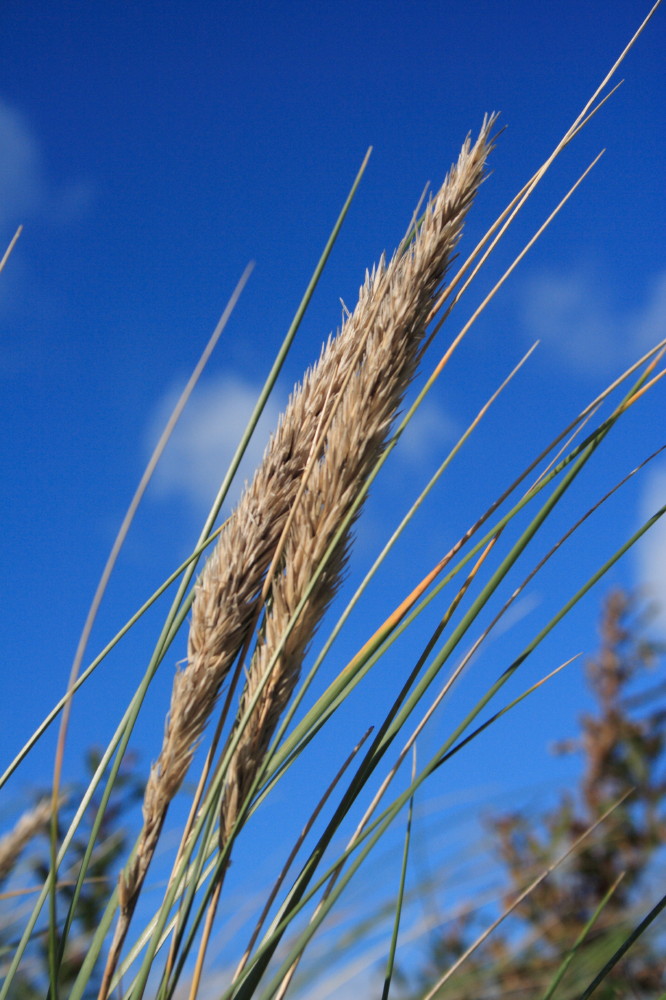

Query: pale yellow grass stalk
[
  {"left": 0, "top": 799, "right": 54, "bottom": 881},
  {"left": 220, "top": 117, "right": 495, "bottom": 842}
]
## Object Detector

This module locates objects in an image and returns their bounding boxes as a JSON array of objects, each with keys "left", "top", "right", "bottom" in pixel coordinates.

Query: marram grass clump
[{"left": 1, "top": 8, "right": 665, "bottom": 1000}]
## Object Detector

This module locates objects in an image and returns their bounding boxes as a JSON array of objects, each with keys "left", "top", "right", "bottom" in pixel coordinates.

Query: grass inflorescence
[{"left": 1, "top": 6, "right": 665, "bottom": 1000}]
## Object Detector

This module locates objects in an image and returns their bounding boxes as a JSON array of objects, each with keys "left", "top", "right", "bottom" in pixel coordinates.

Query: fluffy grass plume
[
  {"left": 105, "top": 119, "right": 494, "bottom": 984},
  {"left": 220, "top": 118, "right": 494, "bottom": 842}
]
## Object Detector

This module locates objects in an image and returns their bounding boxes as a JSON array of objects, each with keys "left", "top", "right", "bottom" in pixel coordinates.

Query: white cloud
[
  {"left": 636, "top": 462, "right": 666, "bottom": 634},
  {"left": 633, "top": 271, "right": 666, "bottom": 352},
  {"left": 398, "top": 399, "right": 458, "bottom": 467},
  {"left": 0, "top": 96, "right": 93, "bottom": 238},
  {"left": 146, "top": 373, "right": 283, "bottom": 512},
  {"left": 518, "top": 267, "right": 666, "bottom": 376}
]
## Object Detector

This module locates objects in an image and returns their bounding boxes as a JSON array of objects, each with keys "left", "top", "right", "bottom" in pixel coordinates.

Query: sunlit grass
[{"left": 1, "top": 5, "right": 664, "bottom": 1000}]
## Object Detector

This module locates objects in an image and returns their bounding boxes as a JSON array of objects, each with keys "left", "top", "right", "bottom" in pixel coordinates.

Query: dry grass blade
[
  {"left": 0, "top": 226, "right": 22, "bottom": 274},
  {"left": 219, "top": 117, "right": 495, "bottom": 846}
]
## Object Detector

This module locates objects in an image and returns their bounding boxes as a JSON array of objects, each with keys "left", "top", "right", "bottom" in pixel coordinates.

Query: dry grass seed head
[{"left": 220, "top": 118, "right": 496, "bottom": 840}]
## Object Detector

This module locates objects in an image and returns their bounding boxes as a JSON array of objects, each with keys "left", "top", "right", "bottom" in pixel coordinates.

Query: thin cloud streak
[
  {"left": 0, "top": 96, "right": 94, "bottom": 236},
  {"left": 518, "top": 267, "right": 666, "bottom": 376},
  {"left": 399, "top": 399, "right": 459, "bottom": 467}
]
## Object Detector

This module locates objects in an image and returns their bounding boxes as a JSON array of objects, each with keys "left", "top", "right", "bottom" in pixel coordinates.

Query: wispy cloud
[
  {"left": 0, "top": 96, "right": 93, "bottom": 238},
  {"left": 398, "top": 398, "right": 459, "bottom": 467},
  {"left": 636, "top": 462, "right": 666, "bottom": 634},
  {"left": 146, "top": 373, "right": 283, "bottom": 513},
  {"left": 518, "top": 266, "right": 666, "bottom": 376},
  {"left": 0, "top": 99, "right": 41, "bottom": 235}
]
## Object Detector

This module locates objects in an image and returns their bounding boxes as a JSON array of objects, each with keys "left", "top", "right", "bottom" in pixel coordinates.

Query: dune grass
[{"left": 1, "top": 4, "right": 665, "bottom": 999}]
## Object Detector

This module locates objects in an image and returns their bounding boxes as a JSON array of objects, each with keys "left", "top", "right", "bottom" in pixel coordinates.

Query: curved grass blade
[{"left": 44, "top": 268, "right": 252, "bottom": 996}]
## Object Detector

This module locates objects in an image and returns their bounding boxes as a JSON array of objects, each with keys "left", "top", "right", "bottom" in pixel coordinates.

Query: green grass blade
[{"left": 381, "top": 749, "right": 416, "bottom": 1000}]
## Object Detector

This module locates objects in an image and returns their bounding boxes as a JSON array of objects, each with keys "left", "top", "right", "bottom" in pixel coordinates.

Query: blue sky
[{"left": 2, "top": 0, "right": 666, "bottom": 991}]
